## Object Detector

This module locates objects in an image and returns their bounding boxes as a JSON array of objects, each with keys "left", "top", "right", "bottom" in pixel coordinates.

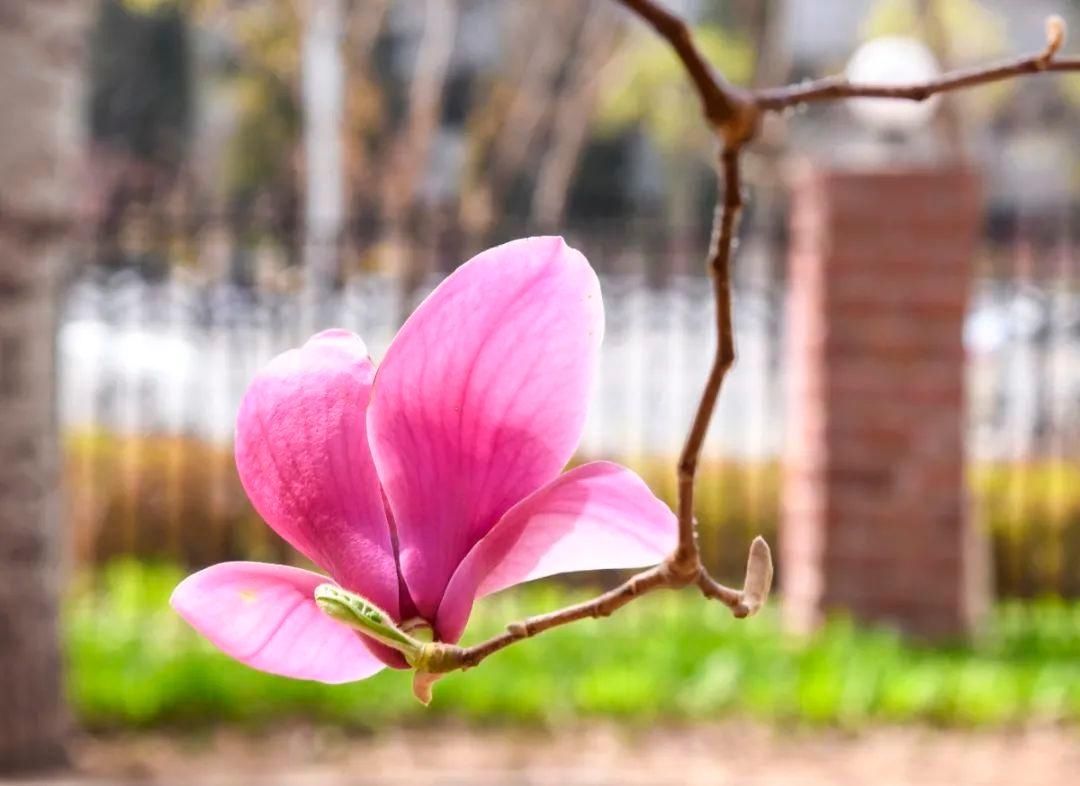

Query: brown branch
[
  {"left": 608, "top": 0, "right": 755, "bottom": 575},
  {"left": 376, "top": 6, "right": 1080, "bottom": 690},
  {"left": 755, "top": 23, "right": 1080, "bottom": 110},
  {"left": 671, "top": 146, "right": 742, "bottom": 575},
  {"left": 430, "top": 535, "right": 771, "bottom": 672},
  {"left": 452, "top": 565, "right": 671, "bottom": 669}
]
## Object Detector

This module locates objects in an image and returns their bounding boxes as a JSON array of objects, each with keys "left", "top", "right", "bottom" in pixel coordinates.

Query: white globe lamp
[{"left": 845, "top": 36, "right": 942, "bottom": 133}]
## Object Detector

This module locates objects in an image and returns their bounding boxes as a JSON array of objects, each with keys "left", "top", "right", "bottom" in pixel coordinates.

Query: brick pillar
[{"left": 782, "top": 165, "right": 988, "bottom": 640}]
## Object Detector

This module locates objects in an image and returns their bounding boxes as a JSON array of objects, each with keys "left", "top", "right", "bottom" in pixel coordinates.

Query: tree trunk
[
  {"left": 0, "top": 0, "right": 85, "bottom": 772},
  {"left": 302, "top": 0, "right": 347, "bottom": 314}
]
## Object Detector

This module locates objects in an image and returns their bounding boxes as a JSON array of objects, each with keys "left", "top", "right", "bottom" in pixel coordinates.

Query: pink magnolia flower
[{"left": 171, "top": 237, "right": 677, "bottom": 683}]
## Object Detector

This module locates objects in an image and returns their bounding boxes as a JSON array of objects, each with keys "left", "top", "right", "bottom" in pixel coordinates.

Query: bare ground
[{"left": 13, "top": 723, "right": 1080, "bottom": 786}]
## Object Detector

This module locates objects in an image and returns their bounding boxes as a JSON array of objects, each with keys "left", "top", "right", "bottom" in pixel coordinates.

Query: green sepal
[{"left": 314, "top": 584, "right": 423, "bottom": 660}]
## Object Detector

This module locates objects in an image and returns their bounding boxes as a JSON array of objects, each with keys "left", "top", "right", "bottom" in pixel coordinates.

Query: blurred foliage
[
  {"left": 68, "top": 561, "right": 1080, "bottom": 730},
  {"left": 860, "top": 0, "right": 1012, "bottom": 115},
  {"left": 195, "top": 1, "right": 303, "bottom": 199},
  {"left": 120, "top": 0, "right": 180, "bottom": 14},
  {"left": 89, "top": 0, "right": 305, "bottom": 204},
  {"left": 89, "top": 0, "right": 192, "bottom": 165},
  {"left": 206, "top": 0, "right": 302, "bottom": 78},
  {"left": 67, "top": 431, "right": 1080, "bottom": 599},
  {"left": 224, "top": 75, "right": 301, "bottom": 201},
  {"left": 596, "top": 25, "right": 754, "bottom": 153},
  {"left": 861, "top": 0, "right": 1007, "bottom": 62},
  {"left": 974, "top": 462, "right": 1080, "bottom": 598},
  {"left": 65, "top": 432, "right": 283, "bottom": 568},
  {"left": 611, "top": 454, "right": 780, "bottom": 587}
]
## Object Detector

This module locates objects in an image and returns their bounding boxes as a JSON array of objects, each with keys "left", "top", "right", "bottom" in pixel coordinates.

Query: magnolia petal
[
  {"left": 435, "top": 462, "right": 677, "bottom": 643},
  {"left": 369, "top": 237, "right": 604, "bottom": 620},
  {"left": 235, "top": 329, "right": 398, "bottom": 616},
  {"left": 171, "top": 562, "right": 385, "bottom": 684}
]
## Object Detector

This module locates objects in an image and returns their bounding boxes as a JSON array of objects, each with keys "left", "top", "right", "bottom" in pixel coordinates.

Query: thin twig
[
  {"left": 453, "top": 565, "right": 671, "bottom": 669},
  {"left": 671, "top": 145, "right": 742, "bottom": 574},
  {"left": 755, "top": 36, "right": 1080, "bottom": 110},
  {"left": 431, "top": 547, "right": 760, "bottom": 672},
  {"left": 386, "top": 6, "right": 1080, "bottom": 683},
  {"left": 613, "top": 0, "right": 756, "bottom": 575}
]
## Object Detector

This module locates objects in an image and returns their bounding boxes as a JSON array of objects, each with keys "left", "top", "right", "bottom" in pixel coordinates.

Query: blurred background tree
[{"left": 0, "top": 0, "right": 88, "bottom": 772}]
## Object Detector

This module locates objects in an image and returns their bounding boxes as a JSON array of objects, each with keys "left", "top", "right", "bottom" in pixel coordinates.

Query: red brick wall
[{"left": 782, "top": 165, "right": 988, "bottom": 640}]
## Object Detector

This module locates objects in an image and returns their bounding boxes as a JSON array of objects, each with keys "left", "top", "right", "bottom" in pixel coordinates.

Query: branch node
[
  {"left": 664, "top": 551, "right": 702, "bottom": 587},
  {"left": 719, "top": 100, "right": 761, "bottom": 149},
  {"left": 615, "top": 0, "right": 754, "bottom": 136}
]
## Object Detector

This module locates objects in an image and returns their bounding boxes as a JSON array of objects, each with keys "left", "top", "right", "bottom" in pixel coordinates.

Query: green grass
[{"left": 67, "top": 561, "right": 1080, "bottom": 731}]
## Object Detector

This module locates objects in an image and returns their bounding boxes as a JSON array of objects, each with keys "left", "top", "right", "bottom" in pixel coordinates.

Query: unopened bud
[
  {"left": 739, "top": 536, "right": 773, "bottom": 617},
  {"left": 1045, "top": 16, "right": 1066, "bottom": 60}
]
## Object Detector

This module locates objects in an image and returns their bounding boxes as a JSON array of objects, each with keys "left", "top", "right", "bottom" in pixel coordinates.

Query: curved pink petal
[
  {"left": 170, "top": 562, "right": 385, "bottom": 684},
  {"left": 368, "top": 236, "right": 604, "bottom": 620},
  {"left": 235, "top": 329, "right": 398, "bottom": 616},
  {"left": 435, "top": 461, "right": 677, "bottom": 643}
]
